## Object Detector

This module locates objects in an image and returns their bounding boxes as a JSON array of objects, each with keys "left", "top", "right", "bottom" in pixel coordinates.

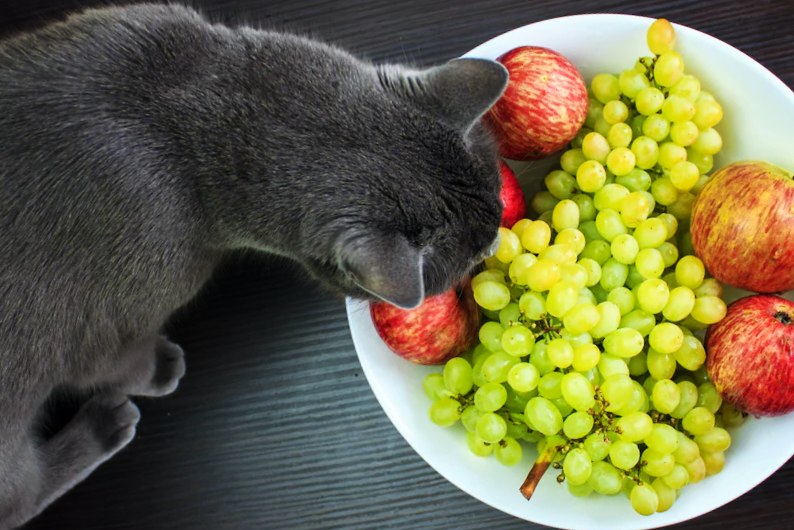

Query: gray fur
[{"left": 0, "top": 4, "right": 507, "bottom": 527}]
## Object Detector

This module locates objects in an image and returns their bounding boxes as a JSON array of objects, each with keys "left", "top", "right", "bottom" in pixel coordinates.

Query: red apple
[
  {"left": 484, "top": 46, "right": 588, "bottom": 160},
  {"left": 706, "top": 294, "right": 794, "bottom": 416},
  {"left": 370, "top": 281, "right": 479, "bottom": 365},
  {"left": 499, "top": 160, "right": 526, "bottom": 227},
  {"left": 690, "top": 160, "right": 794, "bottom": 293}
]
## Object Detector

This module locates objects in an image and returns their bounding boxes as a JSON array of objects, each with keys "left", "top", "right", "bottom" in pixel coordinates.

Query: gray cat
[{"left": 0, "top": 3, "right": 508, "bottom": 528}]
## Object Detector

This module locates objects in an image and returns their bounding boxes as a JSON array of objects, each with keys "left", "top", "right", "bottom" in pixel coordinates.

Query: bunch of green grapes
[{"left": 422, "top": 19, "right": 746, "bottom": 516}]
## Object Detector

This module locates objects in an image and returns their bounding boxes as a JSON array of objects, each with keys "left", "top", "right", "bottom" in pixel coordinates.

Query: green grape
[
  {"left": 603, "top": 327, "right": 645, "bottom": 358},
  {"left": 610, "top": 234, "right": 640, "bottom": 265},
  {"left": 510, "top": 218, "right": 533, "bottom": 239},
  {"left": 590, "top": 301, "right": 622, "bottom": 338},
  {"left": 691, "top": 127, "right": 722, "bottom": 155},
  {"left": 658, "top": 144, "right": 687, "bottom": 173},
  {"left": 674, "top": 255, "right": 705, "bottom": 289},
  {"left": 568, "top": 480, "right": 594, "bottom": 498},
  {"left": 560, "top": 372, "right": 596, "bottom": 411},
  {"left": 670, "top": 74, "right": 701, "bottom": 101},
  {"left": 691, "top": 295, "right": 727, "bottom": 324},
  {"left": 576, "top": 160, "right": 607, "bottom": 193},
  {"left": 645, "top": 350, "right": 675, "bottom": 383},
  {"left": 631, "top": 135, "right": 660, "bottom": 169},
  {"left": 641, "top": 113, "right": 670, "bottom": 142},
  {"left": 546, "top": 281, "right": 579, "bottom": 318},
  {"left": 662, "top": 464, "right": 690, "bottom": 489},
  {"left": 630, "top": 113, "right": 646, "bottom": 139},
  {"left": 591, "top": 73, "right": 622, "bottom": 103},
  {"left": 694, "top": 427, "right": 731, "bottom": 453},
  {"left": 616, "top": 168, "right": 652, "bottom": 192},
  {"left": 686, "top": 148, "right": 714, "bottom": 174},
  {"left": 616, "top": 411, "right": 653, "bottom": 442},
  {"left": 607, "top": 286, "right": 635, "bottom": 315},
  {"left": 693, "top": 97, "right": 724, "bottom": 129},
  {"left": 507, "top": 362, "right": 540, "bottom": 393},
  {"left": 556, "top": 229, "right": 587, "bottom": 256},
  {"left": 702, "top": 450, "right": 725, "bottom": 476},
  {"left": 670, "top": 380, "right": 699, "bottom": 419},
  {"left": 476, "top": 411, "right": 507, "bottom": 443},
  {"left": 588, "top": 461, "right": 624, "bottom": 495},
  {"left": 563, "top": 303, "right": 601, "bottom": 334},
  {"left": 520, "top": 220, "right": 552, "bottom": 254},
  {"left": 545, "top": 170, "right": 577, "bottom": 200},
  {"left": 474, "top": 382, "right": 508, "bottom": 412},
  {"left": 584, "top": 433, "right": 611, "bottom": 462},
  {"left": 501, "top": 325, "right": 536, "bottom": 356},
  {"left": 524, "top": 396, "right": 563, "bottom": 436},
  {"left": 572, "top": 194, "right": 597, "bottom": 222},
  {"left": 518, "top": 291, "right": 545, "bottom": 321},
  {"left": 620, "top": 309, "right": 656, "bottom": 336},
  {"left": 564, "top": 410, "right": 595, "bottom": 439},
  {"left": 636, "top": 278, "right": 670, "bottom": 314},
  {"left": 597, "top": 353, "right": 630, "bottom": 379},
  {"left": 538, "top": 371, "right": 564, "bottom": 400},
  {"left": 647, "top": 18, "right": 676, "bottom": 55},
  {"left": 495, "top": 437, "right": 523, "bottom": 466},
  {"left": 601, "top": 374, "right": 634, "bottom": 412},
  {"left": 552, "top": 199, "right": 580, "bottom": 232},
  {"left": 603, "top": 99, "right": 629, "bottom": 124},
  {"left": 697, "top": 382, "right": 723, "bottom": 413},
  {"left": 572, "top": 343, "right": 601, "bottom": 372},
  {"left": 669, "top": 160, "right": 700, "bottom": 191},
  {"left": 478, "top": 321, "right": 505, "bottom": 352},
  {"left": 560, "top": 148, "right": 587, "bottom": 175},
  {"left": 651, "top": 378, "right": 681, "bottom": 414},
  {"left": 654, "top": 51, "right": 685, "bottom": 87},
  {"left": 682, "top": 406, "right": 715, "bottom": 436},
  {"left": 646, "top": 423, "right": 680, "bottom": 454},
  {"left": 634, "top": 218, "right": 668, "bottom": 249},
  {"left": 581, "top": 239, "right": 611, "bottom": 265},
  {"left": 670, "top": 120, "right": 699, "bottom": 146},
  {"left": 606, "top": 147, "right": 637, "bottom": 176},
  {"left": 473, "top": 281, "right": 512, "bottom": 311},
  {"left": 505, "top": 389, "right": 534, "bottom": 414},
  {"left": 466, "top": 431, "right": 494, "bottom": 457},
  {"left": 621, "top": 190, "right": 653, "bottom": 228},
  {"left": 471, "top": 268, "right": 506, "bottom": 289},
  {"left": 650, "top": 176, "right": 679, "bottom": 206},
  {"left": 529, "top": 341, "right": 557, "bottom": 375},
  {"left": 494, "top": 227, "right": 522, "bottom": 264},
  {"left": 585, "top": 99, "right": 603, "bottom": 129},
  {"left": 642, "top": 448, "right": 676, "bottom": 478},
  {"left": 628, "top": 350, "right": 648, "bottom": 377},
  {"left": 719, "top": 402, "right": 748, "bottom": 429},
  {"left": 648, "top": 322, "right": 684, "bottom": 354},
  {"left": 430, "top": 397, "right": 461, "bottom": 427},
  {"left": 625, "top": 265, "right": 646, "bottom": 290},
  {"left": 595, "top": 209, "right": 628, "bottom": 242},
  {"left": 526, "top": 259, "right": 561, "bottom": 292},
  {"left": 635, "top": 248, "right": 665, "bottom": 279},
  {"left": 652, "top": 478, "right": 677, "bottom": 513},
  {"left": 531, "top": 190, "right": 559, "bottom": 215},
  {"left": 461, "top": 405, "right": 484, "bottom": 434},
  {"left": 658, "top": 212, "right": 678, "bottom": 238},
  {"left": 582, "top": 131, "right": 611, "bottom": 163},
  {"left": 594, "top": 116, "right": 613, "bottom": 138},
  {"left": 546, "top": 338, "right": 574, "bottom": 369},
  {"left": 636, "top": 87, "right": 665, "bottom": 115},
  {"left": 552, "top": 396, "right": 574, "bottom": 418},
  {"left": 684, "top": 456, "right": 707, "bottom": 483},
  {"left": 443, "top": 357, "right": 474, "bottom": 395},
  {"left": 594, "top": 183, "right": 630, "bottom": 211},
  {"left": 609, "top": 439, "right": 640, "bottom": 470},
  {"left": 564, "top": 447, "right": 594, "bottom": 486},
  {"left": 630, "top": 482, "right": 659, "bottom": 515},
  {"left": 423, "top": 373, "right": 448, "bottom": 401},
  {"left": 481, "top": 351, "right": 518, "bottom": 383},
  {"left": 657, "top": 242, "right": 679, "bottom": 269},
  {"left": 578, "top": 258, "right": 602, "bottom": 287},
  {"left": 661, "top": 94, "right": 695, "bottom": 123},
  {"left": 508, "top": 253, "right": 538, "bottom": 286},
  {"left": 607, "top": 122, "right": 633, "bottom": 149},
  {"left": 600, "top": 258, "right": 629, "bottom": 291},
  {"left": 619, "top": 68, "right": 651, "bottom": 98}
]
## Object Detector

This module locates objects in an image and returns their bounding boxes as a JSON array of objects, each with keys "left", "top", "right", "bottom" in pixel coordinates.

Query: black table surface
[{"left": 4, "top": 0, "right": 794, "bottom": 529}]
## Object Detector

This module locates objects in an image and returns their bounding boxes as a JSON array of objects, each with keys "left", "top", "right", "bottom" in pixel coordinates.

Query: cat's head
[{"left": 298, "top": 58, "right": 510, "bottom": 308}]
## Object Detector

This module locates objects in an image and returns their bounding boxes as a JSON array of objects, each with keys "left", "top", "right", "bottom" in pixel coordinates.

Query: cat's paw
[
  {"left": 78, "top": 393, "right": 141, "bottom": 453},
  {"left": 148, "top": 337, "right": 186, "bottom": 396}
]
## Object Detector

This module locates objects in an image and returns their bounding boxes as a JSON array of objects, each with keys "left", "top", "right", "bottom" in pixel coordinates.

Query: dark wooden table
[{"left": 4, "top": 0, "right": 793, "bottom": 528}]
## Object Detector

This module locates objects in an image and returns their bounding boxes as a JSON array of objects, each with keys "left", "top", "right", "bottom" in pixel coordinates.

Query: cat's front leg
[{"left": 109, "top": 335, "right": 187, "bottom": 397}]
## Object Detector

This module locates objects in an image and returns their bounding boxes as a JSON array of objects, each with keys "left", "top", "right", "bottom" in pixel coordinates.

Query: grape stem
[{"left": 519, "top": 444, "right": 559, "bottom": 500}]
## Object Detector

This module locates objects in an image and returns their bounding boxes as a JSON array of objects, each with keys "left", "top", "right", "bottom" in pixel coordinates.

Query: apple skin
[
  {"left": 370, "top": 281, "right": 480, "bottom": 365},
  {"left": 706, "top": 294, "right": 794, "bottom": 416},
  {"left": 690, "top": 160, "right": 794, "bottom": 293},
  {"left": 484, "top": 46, "right": 588, "bottom": 160},
  {"left": 499, "top": 160, "right": 526, "bottom": 227}
]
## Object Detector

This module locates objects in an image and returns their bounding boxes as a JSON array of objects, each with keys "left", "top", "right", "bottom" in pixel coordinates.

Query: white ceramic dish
[{"left": 346, "top": 14, "right": 794, "bottom": 530}]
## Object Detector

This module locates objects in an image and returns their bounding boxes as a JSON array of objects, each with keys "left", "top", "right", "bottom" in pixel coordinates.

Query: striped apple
[
  {"left": 690, "top": 160, "right": 794, "bottom": 293},
  {"left": 484, "top": 46, "right": 588, "bottom": 160},
  {"left": 498, "top": 160, "right": 526, "bottom": 227}
]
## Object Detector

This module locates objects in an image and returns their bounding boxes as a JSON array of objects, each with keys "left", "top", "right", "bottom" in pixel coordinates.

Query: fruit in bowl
[{"left": 346, "top": 14, "right": 794, "bottom": 530}]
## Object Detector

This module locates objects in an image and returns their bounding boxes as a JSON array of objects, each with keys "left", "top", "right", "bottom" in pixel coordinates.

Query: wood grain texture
[{"left": 4, "top": 0, "right": 793, "bottom": 528}]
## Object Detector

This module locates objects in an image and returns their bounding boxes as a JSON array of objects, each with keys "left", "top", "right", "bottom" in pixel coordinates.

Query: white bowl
[{"left": 346, "top": 14, "right": 794, "bottom": 530}]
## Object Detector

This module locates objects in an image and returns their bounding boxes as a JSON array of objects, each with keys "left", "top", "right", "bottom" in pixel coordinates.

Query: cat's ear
[
  {"left": 338, "top": 230, "right": 425, "bottom": 309},
  {"left": 387, "top": 58, "right": 508, "bottom": 132}
]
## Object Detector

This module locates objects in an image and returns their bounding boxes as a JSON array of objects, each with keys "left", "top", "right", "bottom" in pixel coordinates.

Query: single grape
[
  {"left": 538, "top": 371, "right": 564, "bottom": 400},
  {"left": 495, "top": 436, "right": 523, "bottom": 466},
  {"left": 670, "top": 380, "right": 699, "bottom": 419},
  {"left": 595, "top": 209, "right": 628, "bottom": 242},
  {"left": 661, "top": 94, "right": 695, "bottom": 123},
  {"left": 501, "top": 325, "right": 536, "bottom": 356},
  {"left": 646, "top": 423, "right": 680, "bottom": 454},
  {"left": 697, "top": 382, "right": 724, "bottom": 413},
  {"left": 634, "top": 218, "right": 668, "bottom": 249},
  {"left": 591, "top": 73, "right": 622, "bottom": 104},
  {"left": 630, "top": 482, "right": 659, "bottom": 515},
  {"left": 582, "top": 131, "right": 611, "bottom": 163},
  {"left": 610, "top": 234, "right": 640, "bottom": 265},
  {"left": 702, "top": 450, "right": 725, "bottom": 476},
  {"left": 652, "top": 478, "right": 677, "bottom": 513},
  {"left": 430, "top": 397, "right": 461, "bottom": 427},
  {"left": 686, "top": 148, "right": 714, "bottom": 174},
  {"left": 619, "top": 68, "right": 651, "bottom": 98},
  {"left": 670, "top": 120, "right": 699, "bottom": 146},
  {"left": 560, "top": 148, "right": 587, "bottom": 175},
  {"left": 606, "top": 147, "right": 637, "bottom": 176},
  {"left": 601, "top": 374, "right": 634, "bottom": 412},
  {"left": 507, "top": 362, "right": 540, "bottom": 393},
  {"left": 635, "top": 248, "right": 665, "bottom": 279},
  {"left": 682, "top": 406, "right": 716, "bottom": 436},
  {"left": 646, "top": 349, "right": 676, "bottom": 380},
  {"left": 560, "top": 371, "right": 596, "bottom": 411},
  {"left": 481, "top": 351, "right": 518, "bottom": 384},
  {"left": 473, "top": 281, "right": 512, "bottom": 311},
  {"left": 576, "top": 160, "right": 608, "bottom": 193},
  {"left": 466, "top": 431, "right": 494, "bottom": 457},
  {"left": 474, "top": 382, "right": 508, "bottom": 412},
  {"left": 641, "top": 113, "right": 670, "bottom": 142},
  {"left": 647, "top": 18, "right": 676, "bottom": 55},
  {"left": 607, "top": 122, "right": 634, "bottom": 149},
  {"left": 649, "top": 322, "right": 684, "bottom": 354},
  {"left": 635, "top": 87, "right": 665, "bottom": 115},
  {"left": 572, "top": 343, "right": 601, "bottom": 372},
  {"left": 588, "top": 461, "right": 624, "bottom": 495},
  {"left": 603, "top": 99, "right": 629, "bottom": 124},
  {"left": 616, "top": 411, "right": 653, "bottom": 442},
  {"left": 654, "top": 51, "right": 685, "bottom": 87},
  {"left": 590, "top": 301, "right": 622, "bottom": 338},
  {"left": 693, "top": 97, "right": 724, "bottom": 129},
  {"left": 600, "top": 258, "right": 629, "bottom": 291},
  {"left": 563, "top": 410, "right": 595, "bottom": 439},
  {"left": 423, "top": 373, "right": 448, "bottom": 401},
  {"left": 526, "top": 259, "right": 561, "bottom": 292},
  {"left": 610, "top": 439, "right": 640, "bottom": 470},
  {"left": 657, "top": 142, "right": 687, "bottom": 170},
  {"left": 552, "top": 199, "right": 580, "bottom": 232},
  {"left": 636, "top": 278, "right": 670, "bottom": 314},
  {"left": 597, "top": 353, "right": 630, "bottom": 379},
  {"left": 691, "top": 295, "right": 727, "bottom": 324},
  {"left": 620, "top": 309, "right": 656, "bottom": 337},
  {"left": 564, "top": 447, "right": 594, "bottom": 486},
  {"left": 694, "top": 427, "right": 731, "bottom": 454},
  {"left": 443, "top": 357, "right": 474, "bottom": 395},
  {"left": 521, "top": 220, "right": 552, "bottom": 254},
  {"left": 545, "top": 169, "right": 577, "bottom": 200},
  {"left": 524, "top": 396, "right": 563, "bottom": 436},
  {"left": 651, "top": 378, "right": 681, "bottom": 414},
  {"left": 662, "top": 464, "right": 690, "bottom": 489},
  {"left": 691, "top": 127, "right": 723, "bottom": 155},
  {"left": 519, "top": 291, "right": 546, "bottom": 320}
]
